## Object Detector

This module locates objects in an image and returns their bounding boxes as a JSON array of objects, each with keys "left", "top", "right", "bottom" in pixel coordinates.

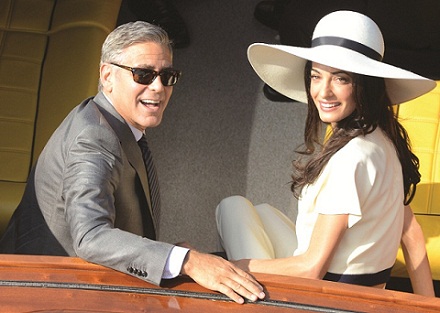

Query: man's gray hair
[{"left": 101, "top": 21, "right": 172, "bottom": 65}]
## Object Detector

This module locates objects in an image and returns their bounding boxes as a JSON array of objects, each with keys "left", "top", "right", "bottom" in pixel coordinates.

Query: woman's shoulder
[{"left": 332, "top": 128, "right": 391, "bottom": 164}]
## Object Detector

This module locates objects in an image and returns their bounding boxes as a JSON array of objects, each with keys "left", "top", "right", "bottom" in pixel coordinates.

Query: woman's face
[{"left": 309, "top": 62, "right": 356, "bottom": 127}]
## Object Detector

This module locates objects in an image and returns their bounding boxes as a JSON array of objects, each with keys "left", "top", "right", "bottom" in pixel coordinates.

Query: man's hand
[{"left": 180, "top": 250, "right": 265, "bottom": 304}]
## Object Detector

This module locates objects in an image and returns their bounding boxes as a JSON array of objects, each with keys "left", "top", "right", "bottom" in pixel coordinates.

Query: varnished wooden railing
[{"left": 0, "top": 254, "right": 439, "bottom": 312}]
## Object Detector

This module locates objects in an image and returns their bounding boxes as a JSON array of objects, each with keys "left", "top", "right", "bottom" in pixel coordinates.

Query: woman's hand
[{"left": 230, "top": 259, "right": 251, "bottom": 272}]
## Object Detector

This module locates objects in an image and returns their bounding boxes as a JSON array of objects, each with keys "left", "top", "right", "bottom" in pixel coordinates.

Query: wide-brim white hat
[{"left": 248, "top": 10, "right": 436, "bottom": 104}]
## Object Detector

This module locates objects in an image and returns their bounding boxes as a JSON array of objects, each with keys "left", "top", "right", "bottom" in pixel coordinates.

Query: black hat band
[{"left": 312, "top": 36, "right": 383, "bottom": 61}]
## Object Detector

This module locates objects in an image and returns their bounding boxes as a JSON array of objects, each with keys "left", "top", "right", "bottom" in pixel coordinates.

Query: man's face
[{"left": 101, "top": 42, "right": 174, "bottom": 132}]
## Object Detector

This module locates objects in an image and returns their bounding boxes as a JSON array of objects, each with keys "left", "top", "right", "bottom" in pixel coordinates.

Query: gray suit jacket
[{"left": 0, "top": 92, "right": 173, "bottom": 285}]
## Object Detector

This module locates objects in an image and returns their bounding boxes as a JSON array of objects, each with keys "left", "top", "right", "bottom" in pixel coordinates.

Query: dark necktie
[{"left": 138, "top": 135, "right": 161, "bottom": 234}]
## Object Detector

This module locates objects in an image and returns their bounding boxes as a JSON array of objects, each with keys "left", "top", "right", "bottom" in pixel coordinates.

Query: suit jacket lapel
[{"left": 92, "top": 92, "right": 154, "bottom": 220}]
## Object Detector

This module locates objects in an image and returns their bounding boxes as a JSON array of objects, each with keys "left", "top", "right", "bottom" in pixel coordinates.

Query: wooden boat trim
[{"left": 1, "top": 254, "right": 439, "bottom": 312}]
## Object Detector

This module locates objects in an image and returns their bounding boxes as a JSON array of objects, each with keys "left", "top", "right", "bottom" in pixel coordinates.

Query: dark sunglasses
[{"left": 111, "top": 63, "right": 181, "bottom": 86}]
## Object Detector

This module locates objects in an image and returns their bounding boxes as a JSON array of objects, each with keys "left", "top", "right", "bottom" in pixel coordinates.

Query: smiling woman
[
  {"left": 216, "top": 10, "right": 436, "bottom": 296},
  {"left": 309, "top": 63, "right": 356, "bottom": 127}
]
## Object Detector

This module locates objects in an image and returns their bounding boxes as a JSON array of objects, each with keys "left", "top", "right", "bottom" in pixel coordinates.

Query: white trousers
[{"left": 216, "top": 195, "right": 297, "bottom": 260}]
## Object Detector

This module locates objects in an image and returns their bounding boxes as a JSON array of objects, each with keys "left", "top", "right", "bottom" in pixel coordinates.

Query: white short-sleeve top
[{"left": 295, "top": 127, "right": 404, "bottom": 275}]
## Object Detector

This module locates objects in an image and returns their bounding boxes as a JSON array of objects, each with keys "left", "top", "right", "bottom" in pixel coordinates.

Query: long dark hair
[{"left": 291, "top": 61, "right": 420, "bottom": 205}]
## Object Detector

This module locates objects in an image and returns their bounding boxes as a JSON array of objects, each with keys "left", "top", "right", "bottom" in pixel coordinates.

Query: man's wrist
[{"left": 162, "top": 246, "right": 189, "bottom": 279}]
